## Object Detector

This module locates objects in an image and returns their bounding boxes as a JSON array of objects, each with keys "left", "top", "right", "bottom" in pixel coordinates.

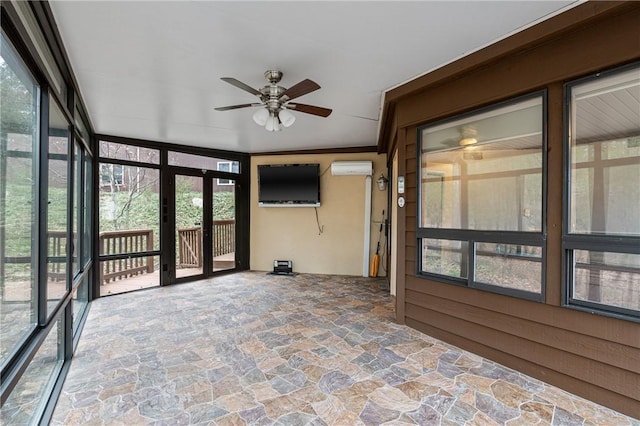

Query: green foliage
[
  {"left": 3, "top": 183, "right": 36, "bottom": 257},
  {"left": 1, "top": 58, "right": 37, "bottom": 136},
  {"left": 213, "top": 192, "right": 235, "bottom": 220},
  {"left": 99, "top": 184, "right": 235, "bottom": 244}
]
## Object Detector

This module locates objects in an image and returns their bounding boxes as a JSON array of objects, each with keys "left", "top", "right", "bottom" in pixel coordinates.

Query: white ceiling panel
[{"left": 49, "top": 1, "right": 579, "bottom": 153}]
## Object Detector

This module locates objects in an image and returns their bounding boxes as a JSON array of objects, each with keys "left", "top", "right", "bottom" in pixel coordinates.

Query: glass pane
[
  {"left": 82, "top": 155, "right": 92, "bottom": 266},
  {"left": 98, "top": 164, "right": 159, "bottom": 253},
  {"left": 72, "top": 277, "right": 89, "bottom": 334},
  {"left": 47, "top": 99, "right": 70, "bottom": 315},
  {"left": 169, "top": 151, "right": 240, "bottom": 173},
  {"left": 421, "top": 239, "right": 468, "bottom": 279},
  {"left": 100, "top": 255, "right": 159, "bottom": 296},
  {"left": 72, "top": 142, "right": 81, "bottom": 276},
  {"left": 420, "top": 96, "right": 543, "bottom": 231},
  {"left": 99, "top": 141, "right": 159, "bottom": 164},
  {"left": 0, "top": 318, "right": 63, "bottom": 424},
  {"left": 475, "top": 243, "right": 542, "bottom": 293},
  {"left": 176, "top": 175, "right": 203, "bottom": 278},
  {"left": 213, "top": 178, "right": 235, "bottom": 272},
  {"left": 573, "top": 250, "right": 639, "bottom": 312},
  {"left": 0, "top": 34, "right": 39, "bottom": 368},
  {"left": 569, "top": 67, "right": 640, "bottom": 236}
]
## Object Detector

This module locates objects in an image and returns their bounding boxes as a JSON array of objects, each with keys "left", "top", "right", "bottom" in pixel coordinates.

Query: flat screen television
[{"left": 258, "top": 164, "right": 320, "bottom": 207}]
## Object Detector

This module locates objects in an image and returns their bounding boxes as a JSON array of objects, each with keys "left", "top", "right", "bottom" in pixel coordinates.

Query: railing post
[
  {"left": 146, "top": 230, "right": 153, "bottom": 273},
  {"left": 99, "top": 233, "right": 105, "bottom": 285}
]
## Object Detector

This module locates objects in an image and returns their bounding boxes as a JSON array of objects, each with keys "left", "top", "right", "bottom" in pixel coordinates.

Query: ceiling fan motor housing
[
  {"left": 264, "top": 70, "right": 283, "bottom": 84},
  {"left": 261, "top": 83, "right": 287, "bottom": 113}
]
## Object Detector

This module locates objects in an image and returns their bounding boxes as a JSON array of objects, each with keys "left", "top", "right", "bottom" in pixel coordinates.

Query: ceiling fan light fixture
[
  {"left": 459, "top": 126, "right": 478, "bottom": 146},
  {"left": 459, "top": 137, "right": 478, "bottom": 146},
  {"left": 252, "top": 108, "right": 269, "bottom": 126},
  {"left": 279, "top": 109, "right": 296, "bottom": 128},
  {"left": 265, "top": 113, "right": 281, "bottom": 132}
]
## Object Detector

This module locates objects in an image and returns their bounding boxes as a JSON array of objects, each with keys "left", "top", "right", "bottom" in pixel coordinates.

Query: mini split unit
[{"left": 330, "top": 161, "right": 373, "bottom": 176}]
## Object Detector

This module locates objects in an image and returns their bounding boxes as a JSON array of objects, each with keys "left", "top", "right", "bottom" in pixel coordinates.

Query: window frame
[
  {"left": 1, "top": 5, "right": 95, "bottom": 422},
  {"left": 0, "top": 27, "right": 41, "bottom": 374},
  {"left": 416, "top": 90, "right": 548, "bottom": 302},
  {"left": 216, "top": 161, "right": 239, "bottom": 186},
  {"left": 562, "top": 62, "right": 640, "bottom": 321}
]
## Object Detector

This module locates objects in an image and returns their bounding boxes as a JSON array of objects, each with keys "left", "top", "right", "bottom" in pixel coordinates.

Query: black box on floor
[{"left": 273, "top": 260, "right": 293, "bottom": 275}]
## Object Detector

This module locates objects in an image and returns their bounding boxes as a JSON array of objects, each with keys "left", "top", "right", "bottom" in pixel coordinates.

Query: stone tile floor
[{"left": 51, "top": 272, "right": 638, "bottom": 425}]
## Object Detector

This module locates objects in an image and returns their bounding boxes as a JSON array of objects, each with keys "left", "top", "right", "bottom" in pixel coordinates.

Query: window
[
  {"left": 72, "top": 142, "right": 81, "bottom": 277},
  {"left": 217, "top": 161, "right": 240, "bottom": 185},
  {"left": 1, "top": 8, "right": 94, "bottom": 424},
  {"left": 564, "top": 64, "right": 640, "bottom": 318},
  {"left": 46, "top": 98, "right": 70, "bottom": 317},
  {"left": 0, "top": 31, "right": 39, "bottom": 369},
  {"left": 99, "top": 163, "right": 123, "bottom": 188},
  {"left": 0, "top": 316, "right": 64, "bottom": 422},
  {"left": 82, "top": 154, "right": 93, "bottom": 267},
  {"left": 99, "top": 140, "right": 159, "bottom": 164},
  {"left": 98, "top": 165, "right": 160, "bottom": 252},
  {"left": 418, "top": 93, "right": 546, "bottom": 300},
  {"left": 168, "top": 151, "right": 240, "bottom": 172}
]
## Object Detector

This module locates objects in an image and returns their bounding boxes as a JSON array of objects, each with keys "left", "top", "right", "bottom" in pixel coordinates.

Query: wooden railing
[
  {"left": 99, "top": 229, "right": 154, "bottom": 284},
  {"left": 177, "top": 227, "right": 202, "bottom": 268},
  {"left": 213, "top": 220, "right": 235, "bottom": 257},
  {"left": 177, "top": 220, "right": 235, "bottom": 268},
  {"left": 42, "top": 221, "right": 234, "bottom": 285},
  {"left": 47, "top": 230, "right": 67, "bottom": 282}
]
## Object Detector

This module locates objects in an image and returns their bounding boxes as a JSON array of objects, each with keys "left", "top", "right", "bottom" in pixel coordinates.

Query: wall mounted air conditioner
[{"left": 331, "top": 161, "right": 373, "bottom": 176}]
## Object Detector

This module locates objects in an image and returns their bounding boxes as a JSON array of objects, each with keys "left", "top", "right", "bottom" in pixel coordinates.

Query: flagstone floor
[{"left": 51, "top": 272, "right": 637, "bottom": 425}]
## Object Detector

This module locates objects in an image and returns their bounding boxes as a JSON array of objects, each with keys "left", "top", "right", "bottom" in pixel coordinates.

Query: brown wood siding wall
[{"left": 386, "top": 2, "right": 640, "bottom": 417}]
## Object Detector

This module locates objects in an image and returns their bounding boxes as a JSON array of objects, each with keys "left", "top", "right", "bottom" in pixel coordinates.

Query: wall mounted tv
[{"left": 258, "top": 164, "right": 320, "bottom": 207}]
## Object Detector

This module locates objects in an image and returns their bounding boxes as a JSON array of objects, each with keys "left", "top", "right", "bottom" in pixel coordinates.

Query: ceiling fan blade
[
  {"left": 288, "top": 103, "right": 332, "bottom": 117},
  {"left": 280, "top": 79, "right": 320, "bottom": 101},
  {"left": 214, "top": 103, "right": 261, "bottom": 111},
  {"left": 220, "top": 77, "right": 262, "bottom": 97}
]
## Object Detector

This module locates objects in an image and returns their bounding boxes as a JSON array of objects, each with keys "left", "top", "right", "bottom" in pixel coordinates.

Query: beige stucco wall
[{"left": 250, "top": 152, "right": 388, "bottom": 276}]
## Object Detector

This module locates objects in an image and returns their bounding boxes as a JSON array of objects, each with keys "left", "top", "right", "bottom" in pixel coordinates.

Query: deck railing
[
  {"left": 177, "top": 227, "right": 202, "bottom": 268},
  {"left": 41, "top": 221, "right": 235, "bottom": 285},
  {"left": 213, "top": 219, "right": 235, "bottom": 257},
  {"left": 177, "top": 220, "right": 235, "bottom": 267},
  {"left": 47, "top": 230, "right": 67, "bottom": 282},
  {"left": 98, "top": 229, "right": 153, "bottom": 284},
  {"left": 99, "top": 229, "right": 154, "bottom": 284}
]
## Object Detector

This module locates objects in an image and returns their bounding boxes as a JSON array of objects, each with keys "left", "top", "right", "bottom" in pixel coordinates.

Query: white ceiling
[{"left": 49, "top": 1, "right": 579, "bottom": 154}]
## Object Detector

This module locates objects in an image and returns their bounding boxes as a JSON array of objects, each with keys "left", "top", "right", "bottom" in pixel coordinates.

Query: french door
[{"left": 166, "top": 169, "right": 237, "bottom": 284}]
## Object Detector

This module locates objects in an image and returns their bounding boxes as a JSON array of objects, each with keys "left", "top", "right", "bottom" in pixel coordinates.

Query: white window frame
[{"left": 216, "top": 161, "right": 238, "bottom": 186}]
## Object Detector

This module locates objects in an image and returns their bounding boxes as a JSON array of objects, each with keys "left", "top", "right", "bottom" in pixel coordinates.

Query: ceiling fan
[
  {"left": 438, "top": 126, "right": 479, "bottom": 148},
  {"left": 215, "top": 70, "right": 332, "bottom": 132}
]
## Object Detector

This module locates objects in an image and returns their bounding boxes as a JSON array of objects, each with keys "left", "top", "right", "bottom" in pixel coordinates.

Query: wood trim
[
  {"left": 406, "top": 289, "right": 639, "bottom": 373},
  {"left": 545, "top": 82, "right": 564, "bottom": 306},
  {"left": 386, "top": 2, "right": 631, "bottom": 103},
  {"left": 406, "top": 303, "right": 639, "bottom": 399},
  {"left": 377, "top": 2, "right": 639, "bottom": 153},
  {"left": 406, "top": 276, "right": 640, "bottom": 345},
  {"left": 405, "top": 318, "right": 640, "bottom": 418},
  {"left": 395, "top": 127, "right": 407, "bottom": 324},
  {"left": 379, "top": 103, "right": 397, "bottom": 157},
  {"left": 396, "top": 6, "right": 640, "bottom": 130}
]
